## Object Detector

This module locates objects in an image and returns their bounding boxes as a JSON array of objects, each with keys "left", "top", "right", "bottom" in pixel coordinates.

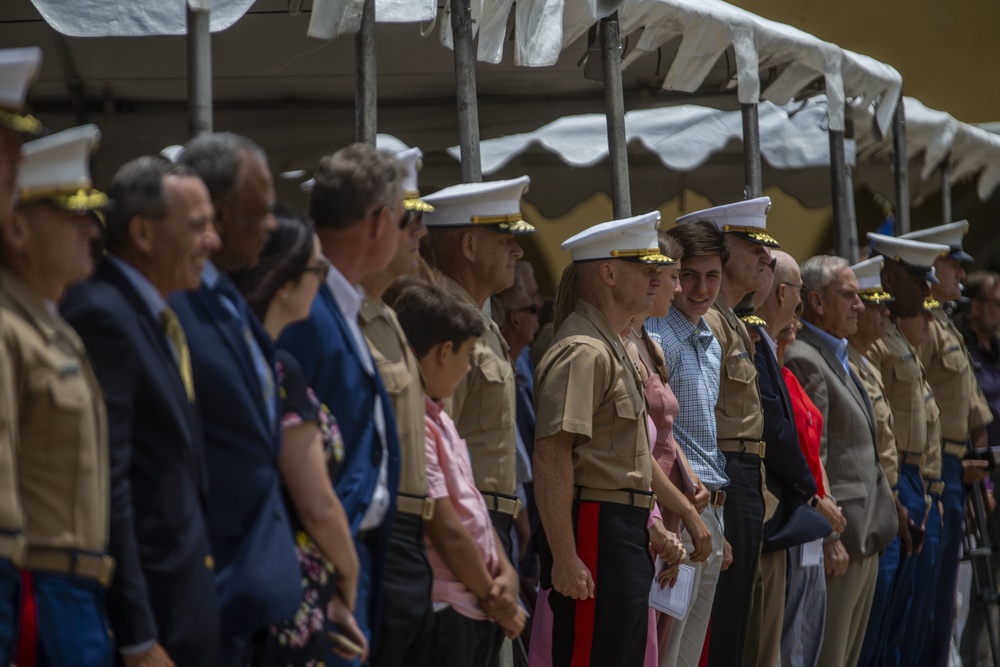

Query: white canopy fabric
[
  {"left": 305, "top": 0, "right": 900, "bottom": 135},
  {"left": 457, "top": 97, "right": 839, "bottom": 175},
  {"left": 29, "top": 0, "right": 255, "bottom": 37},
  {"left": 855, "top": 97, "right": 1000, "bottom": 202},
  {"left": 454, "top": 94, "right": 1000, "bottom": 214}
]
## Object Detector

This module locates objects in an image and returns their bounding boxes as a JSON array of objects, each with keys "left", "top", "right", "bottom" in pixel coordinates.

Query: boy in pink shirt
[{"left": 390, "top": 280, "right": 525, "bottom": 665}]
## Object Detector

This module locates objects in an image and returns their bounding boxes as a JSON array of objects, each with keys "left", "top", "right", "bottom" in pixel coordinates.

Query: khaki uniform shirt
[
  {"left": 919, "top": 308, "right": 993, "bottom": 445},
  {"left": 868, "top": 321, "right": 941, "bottom": 480},
  {"left": 703, "top": 295, "right": 776, "bottom": 520},
  {"left": 0, "top": 319, "right": 22, "bottom": 534},
  {"left": 0, "top": 269, "right": 108, "bottom": 552},
  {"left": 442, "top": 277, "right": 517, "bottom": 495},
  {"left": 848, "top": 344, "right": 900, "bottom": 489},
  {"left": 534, "top": 299, "right": 651, "bottom": 491},
  {"left": 703, "top": 295, "right": 764, "bottom": 442},
  {"left": 360, "top": 294, "right": 428, "bottom": 498}
]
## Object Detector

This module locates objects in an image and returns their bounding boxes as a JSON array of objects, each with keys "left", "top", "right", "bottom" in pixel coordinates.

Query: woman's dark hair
[
  {"left": 233, "top": 204, "right": 316, "bottom": 322},
  {"left": 387, "top": 276, "right": 485, "bottom": 359}
]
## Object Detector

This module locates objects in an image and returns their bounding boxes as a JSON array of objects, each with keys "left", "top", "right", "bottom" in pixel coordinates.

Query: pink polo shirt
[{"left": 424, "top": 395, "right": 500, "bottom": 621}]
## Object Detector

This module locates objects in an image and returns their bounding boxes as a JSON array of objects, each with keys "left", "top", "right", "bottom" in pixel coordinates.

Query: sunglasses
[
  {"left": 302, "top": 257, "right": 332, "bottom": 280},
  {"left": 399, "top": 209, "right": 421, "bottom": 229},
  {"left": 509, "top": 304, "right": 540, "bottom": 316}
]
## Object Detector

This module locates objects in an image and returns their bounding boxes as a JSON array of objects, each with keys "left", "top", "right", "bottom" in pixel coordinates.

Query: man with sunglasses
[
  {"left": 357, "top": 148, "right": 436, "bottom": 667},
  {"left": 0, "top": 124, "right": 112, "bottom": 665},
  {"left": 279, "top": 143, "right": 406, "bottom": 666}
]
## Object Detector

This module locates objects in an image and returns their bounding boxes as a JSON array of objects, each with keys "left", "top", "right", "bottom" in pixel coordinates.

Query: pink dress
[{"left": 642, "top": 361, "right": 696, "bottom": 664}]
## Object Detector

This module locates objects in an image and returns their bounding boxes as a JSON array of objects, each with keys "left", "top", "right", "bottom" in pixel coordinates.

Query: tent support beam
[
  {"left": 354, "top": 0, "right": 377, "bottom": 144},
  {"left": 830, "top": 112, "right": 859, "bottom": 262},
  {"left": 451, "top": 0, "right": 482, "bottom": 182},
  {"left": 891, "top": 97, "right": 910, "bottom": 234},
  {"left": 600, "top": 14, "right": 631, "bottom": 218},
  {"left": 186, "top": 2, "right": 213, "bottom": 136},
  {"left": 741, "top": 103, "right": 762, "bottom": 199},
  {"left": 940, "top": 157, "right": 952, "bottom": 224}
]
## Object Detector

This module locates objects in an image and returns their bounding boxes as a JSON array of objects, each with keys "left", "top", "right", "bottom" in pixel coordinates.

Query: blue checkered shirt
[{"left": 646, "top": 308, "right": 729, "bottom": 491}]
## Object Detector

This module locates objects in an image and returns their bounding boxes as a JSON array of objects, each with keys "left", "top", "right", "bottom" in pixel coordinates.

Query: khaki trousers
[
  {"left": 750, "top": 549, "right": 787, "bottom": 667},
  {"left": 817, "top": 552, "right": 879, "bottom": 667}
]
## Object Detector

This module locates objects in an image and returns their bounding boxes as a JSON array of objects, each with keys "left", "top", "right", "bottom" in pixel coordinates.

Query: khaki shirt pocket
[
  {"left": 377, "top": 358, "right": 413, "bottom": 397},
  {"left": 477, "top": 355, "right": 513, "bottom": 432},
  {"left": 721, "top": 353, "right": 757, "bottom": 417},
  {"left": 611, "top": 393, "right": 643, "bottom": 457},
  {"left": 892, "top": 359, "right": 919, "bottom": 384},
  {"left": 940, "top": 347, "right": 967, "bottom": 375}
]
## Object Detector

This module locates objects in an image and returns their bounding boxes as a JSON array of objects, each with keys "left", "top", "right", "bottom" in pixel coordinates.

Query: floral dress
[{"left": 257, "top": 350, "right": 345, "bottom": 666}]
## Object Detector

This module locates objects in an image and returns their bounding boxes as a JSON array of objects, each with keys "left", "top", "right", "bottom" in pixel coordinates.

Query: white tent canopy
[
  {"left": 305, "top": 0, "right": 900, "bottom": 136},
  {"left": 455, "top": 94, "right": 1000, "bottom": 215}
]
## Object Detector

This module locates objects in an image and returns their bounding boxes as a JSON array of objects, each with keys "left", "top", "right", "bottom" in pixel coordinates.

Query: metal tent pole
[
  {"left": 186, "top": 1, "right": 213, "bottom": 136},
  {"left": 354, "top": 0, "right": 377, "bottom": 144},
  {"left": 830, "top": 111, "right": 860, "bottom": 262},
  {"left": 599, "top": 14, "right": 631, "bottom": 218},
  {"left": 940, "top": 157, "right": 952, "bottom": 223},
  {"left": 450, "top": 0, "right": 482, "bottom": 182},
  {"left": 891, "top": 96, "right": 911, "bottom": 235},
  {"left": 741, "top": 103, "right": 763, "bottom": 199}
]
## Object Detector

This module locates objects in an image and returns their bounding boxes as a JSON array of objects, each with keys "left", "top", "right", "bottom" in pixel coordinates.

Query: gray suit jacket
[{"left": 785, "top": 325, "right": 896, "bottom": 561}]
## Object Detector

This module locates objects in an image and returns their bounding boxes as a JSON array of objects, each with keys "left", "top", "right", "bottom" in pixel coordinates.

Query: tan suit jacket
[{"left": 785, "top": 324, "right": 895, "bottom": 560}]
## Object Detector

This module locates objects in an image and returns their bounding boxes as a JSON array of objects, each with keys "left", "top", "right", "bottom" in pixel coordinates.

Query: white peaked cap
[
  {"left": 675, "top": 196, "right": 778, "bottom": 247},
  {"left": 17, "top": 124, "right": 108, "bottom": 214},
  {"left": 900, "top": 221, "right": 972, "bottom": 261},
  {"left": 0, "top": 47, "right": 43, "bottom": 134},
  {"left": 396, "top": 147, "right": 432, "bottom": 213},
  {"left": 850, "top": 256, "right": 893, "bottom": 302},
  {"left": 867, "top": 232, "right": 950, "bottom": 284},
  {"left": 423, "top": 176, "right": 535, "bottom": 234},
  {"left": 562, "top": 210, "right": 675, "bottom": 265},
  {"left": 0, "top": 47, "right": 41, "bottom": 111}
]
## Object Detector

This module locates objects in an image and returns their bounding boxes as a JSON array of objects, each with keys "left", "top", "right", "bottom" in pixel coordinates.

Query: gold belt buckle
[
  {"left": 758, "top": 440, "right": 767, "bottom": 459},
  {"left": 97, "top": 554, "right": 116, "bottom": 588},
  {"left": 511, "top": 497, "right": 522, "bottom": 519},
  {"left": 421, "top": 498, "right": 435, "bottom": 521}
]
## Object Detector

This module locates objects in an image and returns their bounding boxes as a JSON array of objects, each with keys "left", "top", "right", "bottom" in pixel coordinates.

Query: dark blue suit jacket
[
  {"left": 168, "top": 273, "right": 300, "bottom": 638},
  {"left": 753, "top": 327, "right": 831, "bottom": 552},
  {"left": 62, "top": 259, "right": 219, "bottom": 666},
  {"left": 278, "top": 284, "right": 401, "bottom": 636}
]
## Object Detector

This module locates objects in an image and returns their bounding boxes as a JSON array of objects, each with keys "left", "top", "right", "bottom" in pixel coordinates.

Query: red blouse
[{"left": 781, "top": 366, "right": 827, "bottom": 497}]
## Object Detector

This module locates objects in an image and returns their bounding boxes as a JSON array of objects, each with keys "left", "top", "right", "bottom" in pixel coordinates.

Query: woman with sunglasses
[{"left": 234, "top": 205, "right": 367, "bottom": 665}]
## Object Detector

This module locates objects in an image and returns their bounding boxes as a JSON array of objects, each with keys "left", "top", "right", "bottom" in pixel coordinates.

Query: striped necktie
[{"left": 161, "top": 306, "right": 195, "bottom": 402}]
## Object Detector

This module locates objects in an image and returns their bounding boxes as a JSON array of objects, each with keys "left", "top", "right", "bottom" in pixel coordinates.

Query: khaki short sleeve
[{"left": 534, "top": 339, "right": 610, "bottom": 441}]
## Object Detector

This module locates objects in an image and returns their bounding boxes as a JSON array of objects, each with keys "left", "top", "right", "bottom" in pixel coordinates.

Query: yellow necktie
[{"left": 161, "top": 306, "right": 195, "bottom": 402}]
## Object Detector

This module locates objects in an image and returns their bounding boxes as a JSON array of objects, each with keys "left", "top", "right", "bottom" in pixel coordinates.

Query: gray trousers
[{"left": 781, "top": 543, "right": 827, "bottom": 667}]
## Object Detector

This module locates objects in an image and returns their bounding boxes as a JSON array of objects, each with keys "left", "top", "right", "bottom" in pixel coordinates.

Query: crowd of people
[{"left": 1, "top": 43, "right": 1000, "bottom": 667}]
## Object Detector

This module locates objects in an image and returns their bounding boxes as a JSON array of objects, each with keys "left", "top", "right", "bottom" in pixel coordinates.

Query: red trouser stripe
[
  {"left": 16, "top": 570, "right": 36, "bottom": 667},
  {"left": 571, "top": 502, "right": 601, "bottom": 667}
]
